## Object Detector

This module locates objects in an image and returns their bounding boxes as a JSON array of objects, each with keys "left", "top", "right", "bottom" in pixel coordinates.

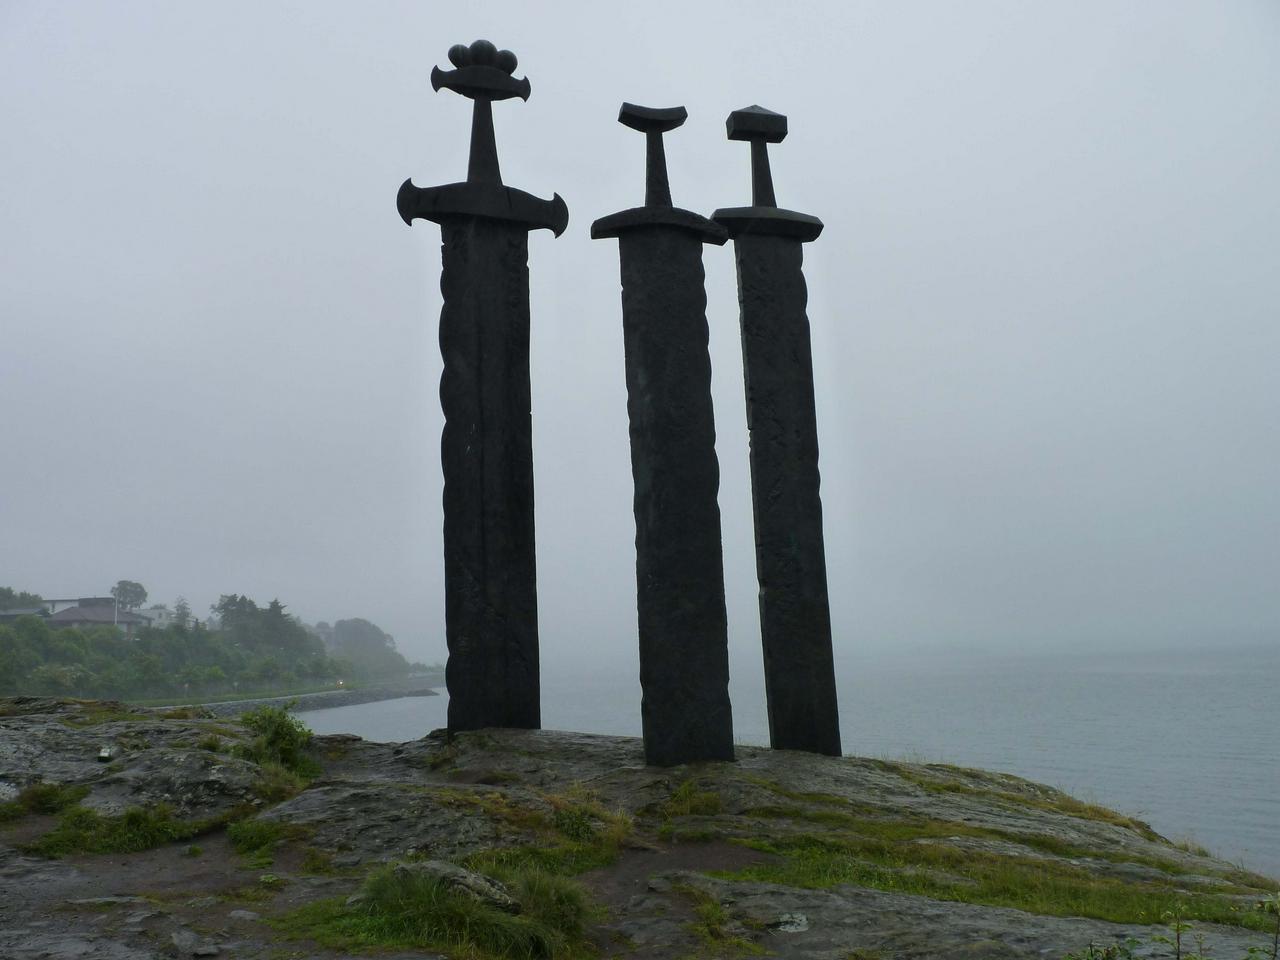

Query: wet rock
[
  {"left": 770, "top": 912, "right": 809, "bottom": 933},
  {"left": 0, "top": 698, "right": 256, "bottom": 822}
]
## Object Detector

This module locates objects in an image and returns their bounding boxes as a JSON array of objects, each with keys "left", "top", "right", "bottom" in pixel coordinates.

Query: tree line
[{"left": 0, "top": 588, "right": 431, "bottom": 700}]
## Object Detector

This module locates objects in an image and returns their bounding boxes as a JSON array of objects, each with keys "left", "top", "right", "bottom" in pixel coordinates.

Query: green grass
[
  {"left": 429, "top": 786, "right": 633, "bottom": 878},
  {"left": 22, "top": 803, "right": 223, "bottom": 857},
  {"left": 300, "top": 847, "right": 337, "bottom": 875},
  {"left": 662, "top": 779, "right": 723, "bottom": 818},
  {"left": 196, "top": 733, "right": 224, "bottom": 752},
  {"left": 741, "top": 774, "right": 862, "bottom": 809},
  {"left": 227, "top": 818, "right": 311, "bottom": 869},
  {"left": 251, "top": 761, "right": 310, "bottom": 803},
  {"left": 273, "top": 862, "right": 595, "bottom": 959},
  {"left": 58, "top": 708, "right": 148, "bottom": 727},
  {"left": 893, "top": 766, "right": 1163, "bottom": 841},
  {"left": 714, "top": 832, "right": 1274, "bottom": 932},
  {"left": 0, "top": 782, "right": 90, "bottom": 821},
  {"left": 676, "top": 884, "right": 764, "bottom": 956}
]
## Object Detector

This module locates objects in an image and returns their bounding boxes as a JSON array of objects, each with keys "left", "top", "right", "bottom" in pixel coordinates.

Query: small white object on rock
[{"left": 227, "top": 910, "right": 259, "bottom": 921}]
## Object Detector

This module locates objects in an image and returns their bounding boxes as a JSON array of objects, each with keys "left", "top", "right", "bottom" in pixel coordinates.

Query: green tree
[
  {"left": 173, "top": 596, "right": 192, "bottom": 628},
  {"left": 110, "top": 580, "right": 148, "bottom": 611},
  {"left": 0, "top": 587, "right": 44, "bottom": 610},
  {"left": 332, "top": 618, "right": 412, "bottom": 679}
]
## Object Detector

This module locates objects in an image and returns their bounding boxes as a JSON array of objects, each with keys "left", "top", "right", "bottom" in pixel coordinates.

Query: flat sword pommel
[{"left": 618, "top": 103, "right": 687, "bottom": 134}]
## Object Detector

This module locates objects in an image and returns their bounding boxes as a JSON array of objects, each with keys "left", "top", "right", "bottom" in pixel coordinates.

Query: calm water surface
[{"left": 303, "top": 645, "right": 1278, "bottom": 877}]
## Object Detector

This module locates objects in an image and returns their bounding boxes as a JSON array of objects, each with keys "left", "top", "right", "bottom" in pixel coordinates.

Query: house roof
[{"left": 46, "top": 605, "right": 151, "bottom": 626}]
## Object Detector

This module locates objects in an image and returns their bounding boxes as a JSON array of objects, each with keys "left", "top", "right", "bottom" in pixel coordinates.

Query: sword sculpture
[
  {"left": 713, "top": 106, "right": 841, "bottom": 756},
  {"left": 592, "top": 104, "right": 735, "bottom": 766},
  {"left": 397, "top": 40, "right": 567, "bottom": 732}
]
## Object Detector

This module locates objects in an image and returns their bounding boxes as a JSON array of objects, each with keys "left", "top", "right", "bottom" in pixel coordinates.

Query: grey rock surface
[{"left": 1, "top": 699, "right": 1274, "bottom": 960}]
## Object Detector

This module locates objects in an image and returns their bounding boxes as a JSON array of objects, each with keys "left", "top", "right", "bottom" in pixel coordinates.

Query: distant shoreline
[{"left": 185, "top": 682, "right": 441, "bottom": 717}]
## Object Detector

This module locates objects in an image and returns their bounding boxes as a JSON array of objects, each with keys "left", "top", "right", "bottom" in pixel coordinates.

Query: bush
[{"left": 236, "top": 705, "right": 319, "bottom": 778}]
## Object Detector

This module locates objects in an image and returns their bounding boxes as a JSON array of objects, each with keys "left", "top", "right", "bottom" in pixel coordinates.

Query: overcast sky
[{"left": 2, "top": 2, "right": 1277, "bottom": 674}]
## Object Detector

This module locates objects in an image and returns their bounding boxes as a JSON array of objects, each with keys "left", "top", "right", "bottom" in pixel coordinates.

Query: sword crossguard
[
  {"left": 398, "top": 41, "right": 568, "bottom": 237},
  {"left": 713, "top": 104, "right": 822, "bottom": 243}
]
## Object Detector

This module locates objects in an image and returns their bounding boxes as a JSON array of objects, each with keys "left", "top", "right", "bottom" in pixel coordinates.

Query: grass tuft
[
  {"left": 0, "top": 782, "right": 90, "bottom": 821},
  {"left": 273, "top": 861, "right": 595, "bottom": 958},
  {"left": 663, "top": 779, "right": 722, "bottom": 818},
  {"left": 227, "top": 818, "right": 311, "bottom": 869},
  {"left": 23, "top": 803, "right": 219, "bottom": 857},
  {"left": 677, "top": 884, "right": 764, "bottom": 955},
  {"left": 716, "top": 832, "right": 1274, "bottom": 933}
]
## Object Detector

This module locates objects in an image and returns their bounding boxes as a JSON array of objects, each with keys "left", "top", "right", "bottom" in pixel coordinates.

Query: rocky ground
[{"left": 1, "top": 697, "right": 1275, "bottom": 960}]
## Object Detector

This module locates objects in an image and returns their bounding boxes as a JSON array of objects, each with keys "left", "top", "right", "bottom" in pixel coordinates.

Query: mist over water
[{"left": 304, "top": 643, "right": 1280, "bottom": 878}]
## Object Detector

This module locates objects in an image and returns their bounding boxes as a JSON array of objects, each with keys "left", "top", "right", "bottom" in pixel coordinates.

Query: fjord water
[{"left": 303, "top": 644, "right": 1279, "bottom": 877}]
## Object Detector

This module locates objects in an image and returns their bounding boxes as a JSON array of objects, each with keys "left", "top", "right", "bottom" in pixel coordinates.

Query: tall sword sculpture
[
  {"left": 592, "top": 104, "right": 735, "bottom": 766},
  {"left": 713, "top": 106, "right": 841, "bottom": 756},
  {"left": 397, "top": 40, "right": 568, "bottom": 732}
]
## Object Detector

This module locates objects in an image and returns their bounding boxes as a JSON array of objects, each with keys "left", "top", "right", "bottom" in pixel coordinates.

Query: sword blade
[
  {"left": 734, "top": 232, "right": 842, "bottom": 757},
  {"left": 439, "top": 217, "right": 540, "bottom": 732},
  {"left": 617, "top": 227, "right": 735, "bottom": 766}
]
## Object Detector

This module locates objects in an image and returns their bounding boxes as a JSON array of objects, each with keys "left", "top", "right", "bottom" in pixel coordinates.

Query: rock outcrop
[{"left": 1, "top": 697, "right": 1274, "bottom": 960}]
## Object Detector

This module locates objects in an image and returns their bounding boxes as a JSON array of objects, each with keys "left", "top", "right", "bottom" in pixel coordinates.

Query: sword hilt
[
  {"left": 400, "top": 41, "right": 568, "bottom": 236},
  {"left": 726, "top": 105, "right": 787, "bottom": 208},
  {"left": 713, "top": 105, "right": 822, "bottom": 243},
  {"left": 430, "top": 40, "right": 531, "bottom": 187},
  {"left": 591, "top": 101, "right": 726, "bottom": 244},
  {"left": 617, "top": 103, "right": 687, "bottom": 208}
]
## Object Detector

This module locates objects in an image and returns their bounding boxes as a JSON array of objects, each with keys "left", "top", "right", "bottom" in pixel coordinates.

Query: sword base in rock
[
  {"left": 714, "top": 105, "right": 841, "bottom": 757},
  {"left": 398, "top": 40, "right": 567, "bottom": 733},
  {"left": 593, "top": 103, "right": 735, "bottom": 767}
]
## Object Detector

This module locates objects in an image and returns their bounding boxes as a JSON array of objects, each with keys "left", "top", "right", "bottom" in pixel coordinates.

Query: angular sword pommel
[{"left": 727, "top": 104, "right": 787, "bottom": 143}]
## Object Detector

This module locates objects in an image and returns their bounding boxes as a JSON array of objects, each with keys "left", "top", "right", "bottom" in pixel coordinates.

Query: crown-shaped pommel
[
  {"left": 727, "top": 105, "right": 787, "bottom": 143},
  {"left": 431, "top": 39, "right": 531, "bottom": 101}
]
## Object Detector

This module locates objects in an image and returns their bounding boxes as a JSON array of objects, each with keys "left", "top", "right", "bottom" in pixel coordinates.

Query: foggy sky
[{"left": 2, "top": 1, "right": 1277, "bottom": 673}]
